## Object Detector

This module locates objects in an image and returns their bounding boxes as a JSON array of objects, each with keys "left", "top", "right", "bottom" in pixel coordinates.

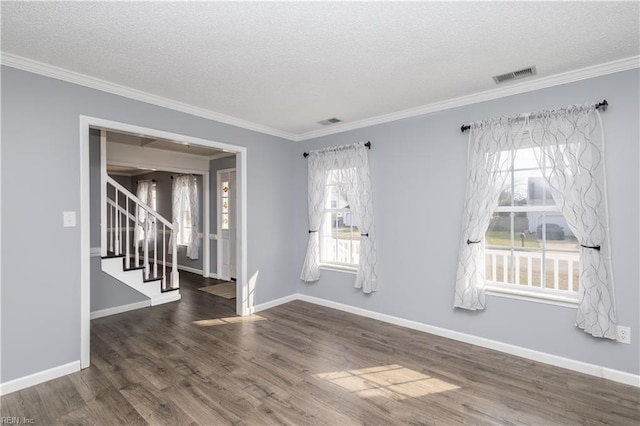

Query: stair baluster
[
  {"left": 135, "top": 204, "right": 140, "bottom": 268},
  {"left": 144, "top": 216, "right": 150, "bottom": 279},
  {"left": 114, "top": 189, "right": 120, "bottom": 256},
  {"left": 125, "top": 198, "right": 130, "bottom": 269},
  {"left": 103, "top": 176, "right": 179, "bottom": 297}
]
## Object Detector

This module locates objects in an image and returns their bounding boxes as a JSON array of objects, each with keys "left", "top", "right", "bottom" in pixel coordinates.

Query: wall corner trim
[
  {"left": 0, "top": 361, "right": 81, "bottom": 396},
  {"left": 250, "top": 294, "right": 298, "bottom": 314}
]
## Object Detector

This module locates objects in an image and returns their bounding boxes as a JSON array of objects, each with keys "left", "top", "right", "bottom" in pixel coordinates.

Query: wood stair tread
[{"left": 102, "top": 253, "right": 125, "bottom": 259}]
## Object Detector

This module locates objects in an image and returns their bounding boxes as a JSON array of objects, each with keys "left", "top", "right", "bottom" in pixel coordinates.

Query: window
[
  {"left": 319, "top": 170, "right": 360, "bottom": 268},
  {"left": 177, "top": 193, "right": 193, "bottom": 246},
  {"left": 221, "top": 180, "right": 230, "bottom": 230},
  {"left": 485, "top": 144, "right": 579, "bottom": 298}
]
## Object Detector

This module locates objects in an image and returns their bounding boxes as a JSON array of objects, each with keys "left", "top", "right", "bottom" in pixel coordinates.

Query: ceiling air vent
[
  {"left": 318, "top": 118, "right": 342, "bottom": 126},
  {"left": 493, "top": 66, "right": 537, "bottom": 84}
]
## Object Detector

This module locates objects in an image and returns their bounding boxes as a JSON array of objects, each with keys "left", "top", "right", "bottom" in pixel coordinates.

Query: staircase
[{"left": 101, "top": 175, "right": 180, "bottom": 306}]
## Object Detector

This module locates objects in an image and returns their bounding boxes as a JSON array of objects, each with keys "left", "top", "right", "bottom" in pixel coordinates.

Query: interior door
[{"left": 219, "top": 170, "right": 236, "bottom": 280}]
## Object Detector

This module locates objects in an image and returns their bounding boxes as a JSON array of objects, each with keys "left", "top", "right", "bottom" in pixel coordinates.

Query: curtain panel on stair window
[
  {"left": 135, "top": 180, "right": 157, "bottom": 246},
  {"left": 300, "top": 141, "right": 378, "bottom": 293},
  {"left": 169, "top": 175, "right": 200, "bottom": 260},
  {"left": 454, "top": 103, "right": 617, "bottom": 339}
]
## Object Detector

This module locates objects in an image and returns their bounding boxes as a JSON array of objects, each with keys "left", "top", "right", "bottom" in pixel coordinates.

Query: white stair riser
[{"left": 101, "top": 257, "right": 162, "bottom": 298}]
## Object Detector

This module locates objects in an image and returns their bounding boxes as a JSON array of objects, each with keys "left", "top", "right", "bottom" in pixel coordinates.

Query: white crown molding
[
  {"left": 0, "top": 52, "right": 297, "bottom": 141},
  {"left": 2, "top": 52, "right": 638, "bottom": 142},
  {"left": 295, "top": 55, "right": 640, "bottom": 141}
]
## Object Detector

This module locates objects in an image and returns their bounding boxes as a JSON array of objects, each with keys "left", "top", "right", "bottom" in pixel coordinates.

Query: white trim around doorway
[{"left": 79, "top": 115, "right": 249, "bottom": 370}]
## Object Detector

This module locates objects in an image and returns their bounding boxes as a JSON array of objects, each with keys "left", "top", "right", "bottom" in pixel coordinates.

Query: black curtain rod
[
  {"left": 303, "top": 141, "right": 371, "bottom": 158},
  {"left": 460, "top": 100, "right": 609, "bottom": 133}
]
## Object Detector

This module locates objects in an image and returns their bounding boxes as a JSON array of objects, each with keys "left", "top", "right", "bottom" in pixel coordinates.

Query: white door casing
[{"left": 81, "top": 116, "right": 249, "bottom": 370}]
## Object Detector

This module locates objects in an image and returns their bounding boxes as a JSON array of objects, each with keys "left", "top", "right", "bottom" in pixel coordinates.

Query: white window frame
[
  {"left": 485, "top": 146, "right": 580, "bottom": 304},
  {"left": 319, "top": 177, "right": 360, "bottom": 271}
]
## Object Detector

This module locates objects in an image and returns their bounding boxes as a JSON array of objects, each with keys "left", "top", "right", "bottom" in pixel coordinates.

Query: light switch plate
[{"left": 63, "top": 211, "right": 77, "bottom": 227}]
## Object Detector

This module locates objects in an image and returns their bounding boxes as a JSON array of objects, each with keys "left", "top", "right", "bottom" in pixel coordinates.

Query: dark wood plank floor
[{"left": 2, "top": 271, "right": 639, "bottom": 425}]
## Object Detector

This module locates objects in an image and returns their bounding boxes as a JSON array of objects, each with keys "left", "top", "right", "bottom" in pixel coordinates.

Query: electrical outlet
[{"left": 616, "top": 326, "right": 631, "bottom": 344}]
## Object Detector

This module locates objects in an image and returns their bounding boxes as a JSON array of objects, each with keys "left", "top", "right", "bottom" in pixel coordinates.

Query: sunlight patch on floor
[
  {"left": 315, "top": 364, "right": 459, "bottom": 400},
  {"left": 192, "top": 314, "right": 266, "bottom": 327}
]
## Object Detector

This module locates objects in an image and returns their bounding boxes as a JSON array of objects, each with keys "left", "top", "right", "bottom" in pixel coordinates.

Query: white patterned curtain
[
  {"left": 529, "top": 104, "right": 616, "bottom": 338},
  {"left": 455, "top": 102, "right": 616, "bottom": 339},
  {"left": 344, "top": 145, "right": 377, "bottom": 293},
  {"left": 300, "top": 151, "right": 329, "bottom": 282},
  {"left": 300, "top": 142, "right": 378, "bottom": 292},
  {"left": 169, "top": 175, "right": 200, "bottom": 260},
  {"left": 454, "top": 118, "right": 527, "bottom": 309},
  {"left": 135, "top": 180, "right": 156, "bottom": 245}
]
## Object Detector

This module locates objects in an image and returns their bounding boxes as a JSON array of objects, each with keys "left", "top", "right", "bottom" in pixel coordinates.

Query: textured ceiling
[{"left": 2, "top": 2, "right": 639, "bottom": 138}]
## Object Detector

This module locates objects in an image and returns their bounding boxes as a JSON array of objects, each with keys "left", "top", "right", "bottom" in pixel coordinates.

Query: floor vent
[
  {"left": 318, "top": 118, "right": 342, "bottom": 126},
  {"left": 493, "top": 66, "right": 537, "bottom": 84}
]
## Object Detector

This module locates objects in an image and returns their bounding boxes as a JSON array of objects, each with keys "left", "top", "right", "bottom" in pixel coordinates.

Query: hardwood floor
[{"left": 2, "top": 271, "right": 639, "bottom": 425}]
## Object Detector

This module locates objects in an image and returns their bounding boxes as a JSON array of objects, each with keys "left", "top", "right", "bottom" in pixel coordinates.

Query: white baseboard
[
  {"left": 90, "top": 300, "right": 151, "bottom": 320},
  {"left": 294, "top": 294, "right": 640, "bottom": 388},
  {"left": 176, "top": 264, "right": 203, "bottom": 275},
  {"left": 251, "top": 294, "right": 297, "bottom": 314},
  {"left": 209, "top": 272, "right": 219, "bottom": 279},
  {"left": 0, "top": 361, "right": 80, "bottom": 396},
  {"left": 157, "top": 260, "right": 203, "bottom": 275},
  {"left": 150, "top": 291, "right": 181, "bottom": 306}
]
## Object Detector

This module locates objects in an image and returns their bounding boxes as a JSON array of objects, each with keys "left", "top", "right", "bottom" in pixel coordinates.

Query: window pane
[
  {"left": 222, "top": 199, "right": 229, "bottom": 214},
  {"left": 514, "top": 248, "right": 543, "bottom": 288},
  {"left": 485, "top": 249, "right": 513, "bottom": 284},
  {"left": 513, "top": 146, "right": 540, "bottom": 170},
  {"left": 326, "top": 184, "right": 349, "bottom": 210},
  {"left": 524, "top": 175, "right": 554, "bottom": 207},
  {"left": 535, "top": 214, "right": 577, "bottom": 248},
  {"left": 326, "top": 169, "right": 340, "bottom": 185},
  {"left": 222, "top": 213, "right": 229, "bottom": 230},
  {"left": 486, "top": 212, "right": 513, "bottom": 249},
  {"left": 320, "top": 211, "right": 360, "bottom": 265}
]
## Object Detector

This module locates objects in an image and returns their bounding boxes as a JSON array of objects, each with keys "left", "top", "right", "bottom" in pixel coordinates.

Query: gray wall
[
  {"left": 209, "top": 156, "right": 237, "bottom": 275},
  {"left": 134, "top": 171, "right": 204, "bottom": 271},
  {"left": 1, "top": 66, "right": 296, "bottom": 382},
  {"left": 1, "top": 63, "right": 637, "bottom": 385},
  {"left": 89, "top": 129, "right": 148, "bottom": 311},
  {"left": 293, "top": 69, "right": 640, "bottom": 375}
]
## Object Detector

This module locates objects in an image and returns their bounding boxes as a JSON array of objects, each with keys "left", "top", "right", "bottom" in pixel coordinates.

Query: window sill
[
  {"left": 320, "top": 264, "right": 357, "bottom": 275},
  {"left": 485, "top": 285, "right": 578, "bottom": 309}
]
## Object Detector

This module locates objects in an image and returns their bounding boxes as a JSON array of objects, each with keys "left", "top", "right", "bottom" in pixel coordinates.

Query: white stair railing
[{"left": 104, "top": 176, "right": 179, "bottom": 291}]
